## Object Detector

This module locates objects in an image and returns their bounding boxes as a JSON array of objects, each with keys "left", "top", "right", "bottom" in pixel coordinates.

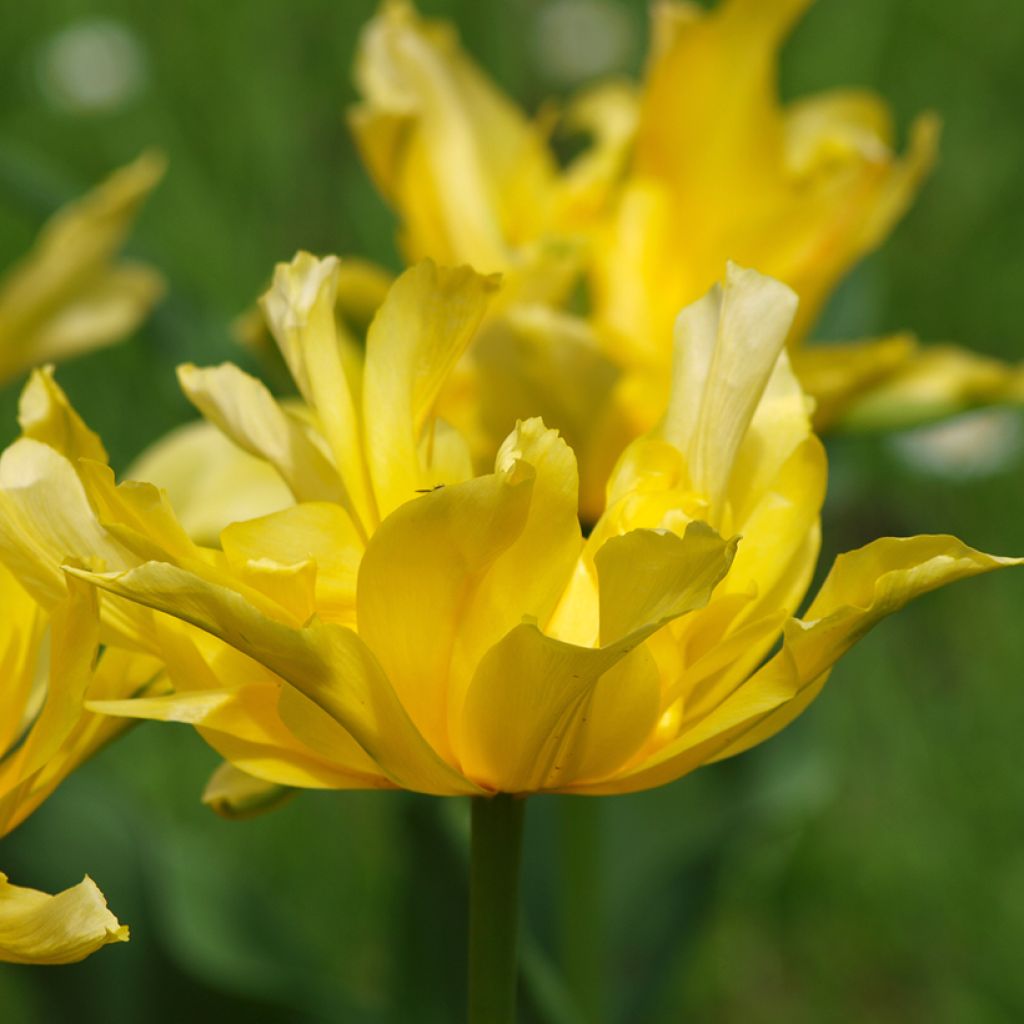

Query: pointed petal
[
  {"left": 0, "top": 151, "right": 165, "bottom": 384},
  {"left": 586, "top": 536, "right": 1021, "bottom": 793},
  {"left": 681, "top": 263, "right": 798, "bottom": 511},
  {"left": 259, "top": 253, "right": 377, "bottom": 531}
]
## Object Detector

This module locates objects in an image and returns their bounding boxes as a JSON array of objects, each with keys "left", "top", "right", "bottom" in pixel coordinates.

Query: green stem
[
  {"left": 558, "top": 797, "right": 605, "bottom": 1024},
  {"left": 469, "top": 794, "right": 526, "bottom": 1024}
]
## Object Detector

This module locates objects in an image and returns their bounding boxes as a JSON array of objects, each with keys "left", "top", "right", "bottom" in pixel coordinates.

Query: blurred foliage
[{"left": 1, "top": 0, "right": 1023, "bottom": 1021}]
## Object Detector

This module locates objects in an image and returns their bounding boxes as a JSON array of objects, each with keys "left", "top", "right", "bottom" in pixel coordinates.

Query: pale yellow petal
[
  {"left": 128, "top": 420, "right": 292, "bottom": 547},
  {"left": 177, "top": 362, "right": 344, "bottom": 506},
  {"left": 0, "top": 873, "right": 127, "bottom": 965},
  {"left": 680, "top": 263, "right": 798, "bottom": 512},
  {"left": 259, "top": 253, "right": 376, "bottom": 531}
]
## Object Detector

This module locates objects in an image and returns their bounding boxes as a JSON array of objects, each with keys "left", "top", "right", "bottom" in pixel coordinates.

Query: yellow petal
[
  {"left": 0, "top": 152, "right": 165, "bottom": 383},
  {"left": 0, "top": 579, "right": 97, "bottom": 798},
  {"left": 259, "top": 253, "right": 377, "bottom": 532},
  {"left": 202, "top": 762, "right": 294, "bottom": 820},
  {"left": 586, "top": 535, "right": 1021, "bottom": 794},
  {"left": 127, "top": 420, "right": 293, "bottom": 547},
  {"left": 71, "top": 561, "right": 479, "bottom": 795},
  {"left": 221, "top": 503, "right": 363, "bottom": 627},
  {"left": 90, "top": 684, "right": 384, "bottom": 791},
  {"left": 362, "top": 260, "right": 497, "bottom": 517},
  {"left": 791, "top": 332, "right": 918, "bottom": 431},
  {"left": 830, "top": 344, "right": 1024, "bottom": 433},
  {"left": 595, "top": 521, "right": 737, "bottom": 645},
  {"left": 177, "top": 362, "right": 344, "bottom": 506},
  {"left": 0, "top": 562, "right": 45, "bottom": 762},
  {"left": 17, "top": 365, "right": 108, "bottom": 466},
  {"left": 0, "top": 873, "right": 127, "bottom": 965},
  {"left": 459, "top": 519, "right": 736, "bottom": 792},
  {"left": 350, "top": 1, "right": 554, "bottom": 271},
  {"left": 0, "top": 438, "right": 132, "bottom": 607},
  {"left": 357, "top": 462, "right": 534, "bottom": 761},
  {"left": 669, "top": 263, "right": 798, "bottom": 513}
]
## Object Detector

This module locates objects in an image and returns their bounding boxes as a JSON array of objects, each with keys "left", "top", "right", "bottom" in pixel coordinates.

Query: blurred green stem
[
  {"left": 558, "top": 798, "right": 605, "bottom": 1023},
  {"left": 469, "top": 794, "right": 526, "bottom": 1024}
]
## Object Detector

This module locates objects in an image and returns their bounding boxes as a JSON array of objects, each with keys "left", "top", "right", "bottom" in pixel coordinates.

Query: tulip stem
[
  {"left": 469, "top": 794, "right": 526, "bottom": 1024},
  {"left": 558, "top": 797, "right": 604, "bottom": 1023}
]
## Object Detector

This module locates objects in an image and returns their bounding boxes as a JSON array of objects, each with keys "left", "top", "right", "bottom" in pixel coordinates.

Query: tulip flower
[
  {"left": 0, "top": 254, "right": 1016, "bottom": 1014},
  {"left": 0, "top": 563, "right": 155, "bottom": 963},
  {"left": 349, "top": 0, "right": 1024, "bottom": 519},
  {"left": 0, "top": 152, "right": 165, "bottom": 387}
]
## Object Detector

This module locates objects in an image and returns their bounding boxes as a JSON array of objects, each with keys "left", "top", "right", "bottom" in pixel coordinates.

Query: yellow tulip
[
  {"left": 350, "top": 0, "right": 1023, "bottom": 510},
  {"left": 0, "top": 255, "right": 1016, "bottom": 803},
  {"left": 0, "top": 563, "right": 150, "bottom": 963},
  {"left": 594, "top": 0, "right": 1024, "bottom": 435},
  {"left": 0, "top": 152, "right": 165, "bottom": 386},
  {"left": 349, "top": 0, "right": 634, "bottom": 305}
]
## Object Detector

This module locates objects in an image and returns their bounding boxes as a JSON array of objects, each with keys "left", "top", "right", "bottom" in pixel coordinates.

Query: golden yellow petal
[{"left": 362, "top": 260, "right": 497, "bottom": 518}]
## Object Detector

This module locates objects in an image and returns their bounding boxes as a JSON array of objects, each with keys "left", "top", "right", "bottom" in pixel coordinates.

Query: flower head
[
  {"left": 0, "top": 255, "right": 1014, "bottom": 804},
  {"left": 349, "top": 0, "right": 1023, "bottom": 513}
]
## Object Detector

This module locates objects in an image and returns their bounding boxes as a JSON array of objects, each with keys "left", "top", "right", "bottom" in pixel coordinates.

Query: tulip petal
[
  {"left": 221, "top": 503, "right": 363, "bottom": 627},
  {"left": 672, "top": 263, "right": 798, "bottom": 512},
  {"left": 202, "top": 762, "right": 295, "bottom": 820},
  {"left": 71, "top": 561, "right": 479, "bottom": 795},
  {"left": 259, "top": 253, "right": 377, "bottom": 531},
  {"left": 0, "top": 438, "right": 132, "bottom": 607},
  {"left": 351, "top": 1, "right": 553, "bottom": 271},
  {"left": 177, "top": 362, "right": 344, "bottom": 506},
  {"left": 0, "top": 151, "right": 165, "bottom": 385},
  {"left": 595, "top": 521, "right": 737, "bottom": 645},
  {"left": 460, "top": 519, "right": 736, "bottom": 791},
  {"left": 0, "top": 873, "right": 128, "bottom": 965},
  {"left": 363, "top": 260, "right": 497, "bottom": 517},
  {"left": 127, "top": 420, "right": 292, "bottom": 547},
  {"left": 357, "top": 466, "right": 534, "bottom": 761},
  {"left": 17, "top": 366, "right": 108, "bottom": 466},
  {"left": 583, "top": 535, "right": 1021, "bottom": 794}
]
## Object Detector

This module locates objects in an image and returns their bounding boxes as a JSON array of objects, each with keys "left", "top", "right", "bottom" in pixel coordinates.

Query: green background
[{"left": 1, "top": 0, "right": 1023, "bottom": 1020}]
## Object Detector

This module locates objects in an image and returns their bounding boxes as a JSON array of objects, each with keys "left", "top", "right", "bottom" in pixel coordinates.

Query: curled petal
[{"left": 0, "top": 873, "right": 127, "bottom": 965}]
